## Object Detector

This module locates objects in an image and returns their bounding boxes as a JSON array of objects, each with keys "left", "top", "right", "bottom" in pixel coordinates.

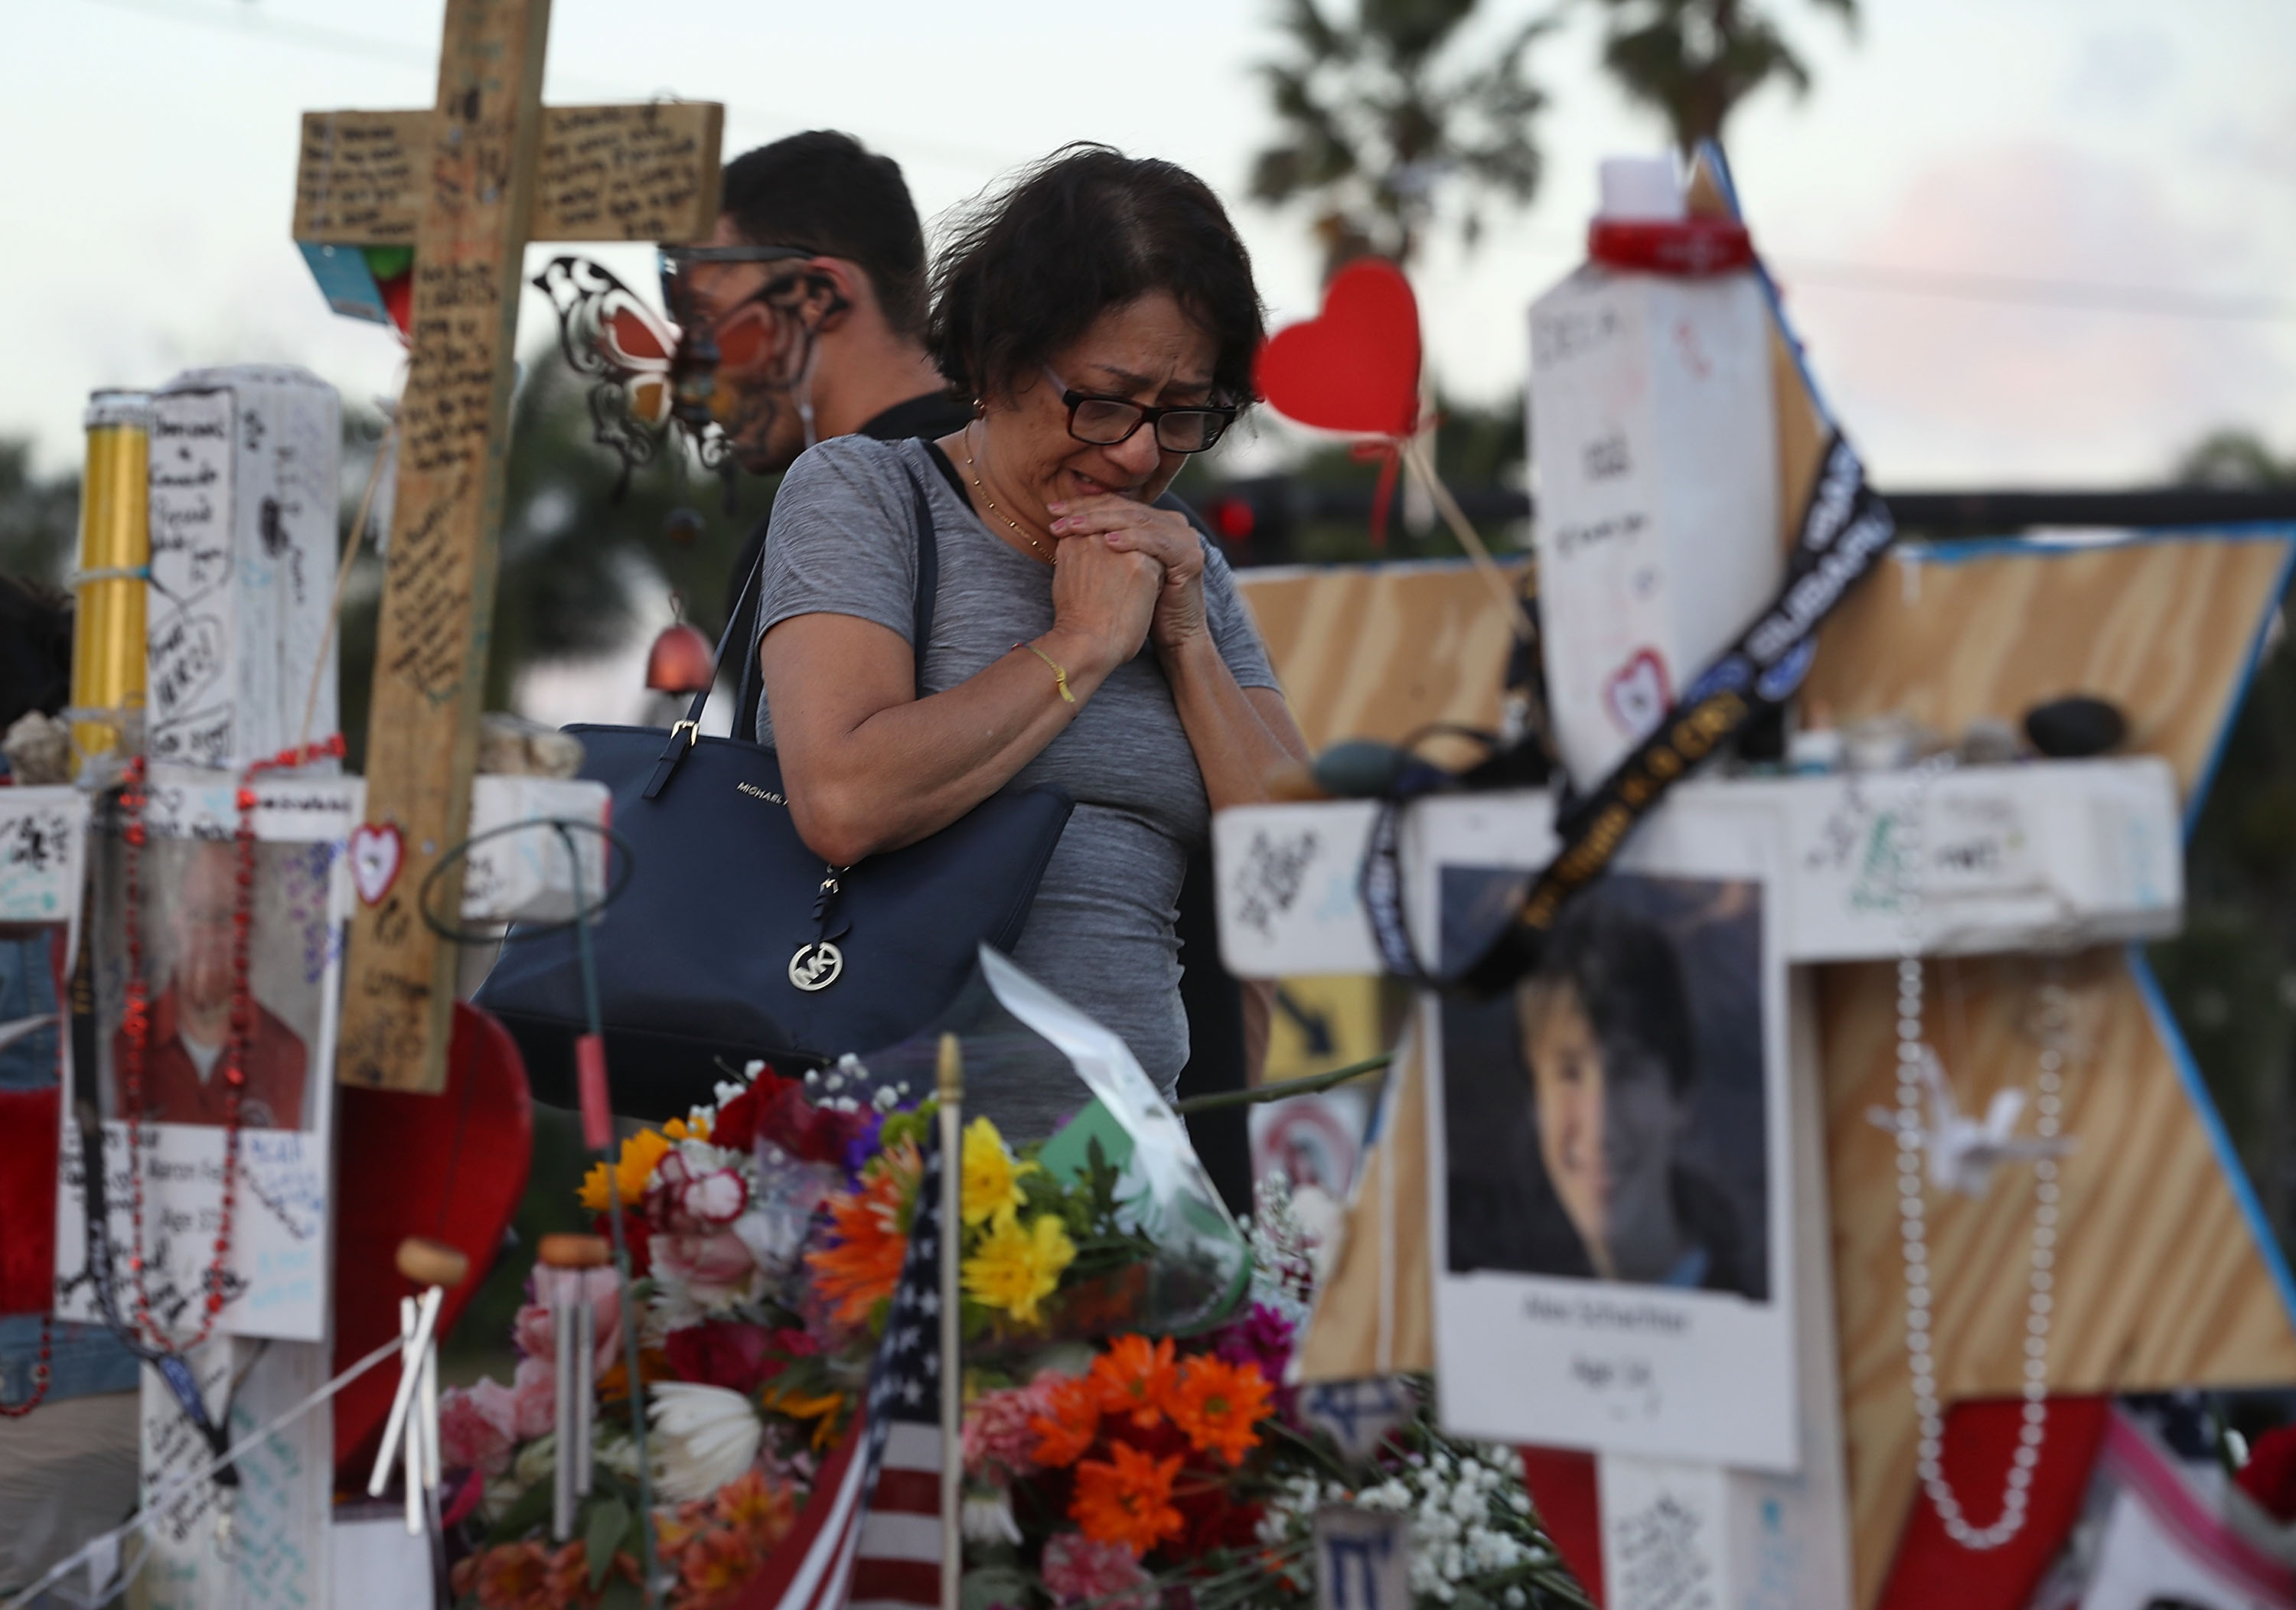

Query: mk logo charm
[{"left": 788, "top": 940, "right": 843, "bottom": 992}]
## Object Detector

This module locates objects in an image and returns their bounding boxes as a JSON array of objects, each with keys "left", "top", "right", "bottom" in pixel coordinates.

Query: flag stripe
[
  {"left": 848, "top": 1559, "right": 944, "bottom": 1604},
  {"left": 750, "top": 1425, "right": 865, "bottom": 1610},
  {"left": 881, "top": 1422, "right": 943, "bottom": 1466},
  {"left": 870, "top": 1469, "right": 941, "bottom": 1513},
  {"left": 856, "top": 1511, "right": 942, "bottom": 1561},
  {"left": 812, "top": 1484, "right": 871, "bottom": 1610}
]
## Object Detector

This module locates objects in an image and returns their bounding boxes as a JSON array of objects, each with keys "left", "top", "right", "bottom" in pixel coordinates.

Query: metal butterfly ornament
[
  {"left": 531, "top": 255, "right": 706, "bottom": 496},
  {"left": 530, "top": 245, "right": 843, "bottom": 501}
]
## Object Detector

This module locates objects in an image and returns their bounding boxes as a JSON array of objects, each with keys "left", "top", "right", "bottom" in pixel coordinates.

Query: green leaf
[
  {"left": 598, "top": 1576, "right": 646, "bottom": 1610},
  {"left": 960, "top": 1565, "right": 1036, "bottom": 1610},
  {"left": 484, "top": 1478, "right": 553, "bottom": 1545},
  {"left": 585, "top": 1495, "right": 631, "bottom": 1592}
]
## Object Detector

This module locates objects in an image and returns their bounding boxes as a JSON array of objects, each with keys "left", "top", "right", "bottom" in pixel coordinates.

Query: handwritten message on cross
[{"left": 294, "top": 0, "right": 722, "bottom": 1091}]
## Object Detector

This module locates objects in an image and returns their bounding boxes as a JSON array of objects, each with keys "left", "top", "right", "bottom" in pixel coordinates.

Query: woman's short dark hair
[{"left": 928, "top": 145, "right": 1264, "bottom": 408}]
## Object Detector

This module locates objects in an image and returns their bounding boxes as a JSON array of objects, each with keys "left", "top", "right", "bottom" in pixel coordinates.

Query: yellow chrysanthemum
[
  {"left": 962, "top": 1210, "right": 1075, "bottom": 1326},
  {"left": 664, "top": 1111, "right": 712, "bottom": 1142},
  {"left": 577, "top": 1127, "right": 673, "bottom": 1211},
  {"left": 960, "top": 1116, "right": 1037, "bottom": 1227}
]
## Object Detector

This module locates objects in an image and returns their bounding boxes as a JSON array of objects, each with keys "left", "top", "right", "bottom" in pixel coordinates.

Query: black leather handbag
[{"left": 476, "top": 464, "right": 1074, "bottom": 1118}]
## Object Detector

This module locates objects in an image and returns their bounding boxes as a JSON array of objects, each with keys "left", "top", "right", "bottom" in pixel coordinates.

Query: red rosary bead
[{"left": 0, "top": 1316, "right": 53, "bottom": 1419}]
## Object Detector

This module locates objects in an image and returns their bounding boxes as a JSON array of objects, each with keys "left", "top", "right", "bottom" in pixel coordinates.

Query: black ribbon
[{"left": 1361, "top": 432, "right": 1897, "bottom": 995}]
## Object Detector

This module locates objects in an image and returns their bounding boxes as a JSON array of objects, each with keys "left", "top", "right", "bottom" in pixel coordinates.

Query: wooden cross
[{"left": 294, "top": 0, "right": 722, "bottom": 1091}]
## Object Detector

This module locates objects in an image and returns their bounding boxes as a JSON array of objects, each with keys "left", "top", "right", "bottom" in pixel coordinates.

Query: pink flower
[
  {"left": 517, "top": 1269, "right": 622, "bottom": 1378},
  {"left": 510, "top": 1355, "right": 556, "bottom": 1442},
  {"left": 649, "top": 1227, "right": 762, "bottom": 1310},
  {"left": 1039, "top": 1532, "right": 1155, "bottom": 1610},
  {"left": 964, "top": 1377, "right": 1057, "bottom": 1484},
  {"left": 438, "top": 1377, "right": 518, "bottom": 1477}
]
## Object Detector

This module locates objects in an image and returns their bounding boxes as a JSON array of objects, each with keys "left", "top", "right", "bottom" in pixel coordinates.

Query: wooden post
[
  {"left": 334, "top": 0, "right": 551, "bottom": 1091},
  {"left": 936, "top": 1033, "right": 965, "bottom": 1610},
  {"left": 310, "top": 5, "right": 723, "bottom": 1092}
]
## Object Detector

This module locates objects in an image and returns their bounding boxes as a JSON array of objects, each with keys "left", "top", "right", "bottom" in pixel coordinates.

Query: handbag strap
[{"left": 645, "top": 455, "right": 939, "bottom": 799}]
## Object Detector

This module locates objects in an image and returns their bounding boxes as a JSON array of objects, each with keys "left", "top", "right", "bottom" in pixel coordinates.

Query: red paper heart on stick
[
  {"left": 1254, "top": 257, "right": 1423, "bottom": 437},
  {"left": 332, "top": 1002, "right": 532, "bottom": 1484}
]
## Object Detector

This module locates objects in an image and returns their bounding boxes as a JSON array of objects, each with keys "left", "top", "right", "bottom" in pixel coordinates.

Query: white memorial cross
[{"left": 1212, "top": 757, "right": 2183, "bottom": 1608}]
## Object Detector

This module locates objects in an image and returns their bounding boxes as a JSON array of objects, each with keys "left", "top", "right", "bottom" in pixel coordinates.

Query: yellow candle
[{"left": 68, "top": 391, "right": 152, "bottom": 770}]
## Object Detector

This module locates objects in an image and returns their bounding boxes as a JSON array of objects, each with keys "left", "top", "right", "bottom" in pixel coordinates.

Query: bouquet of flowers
[
  {"left": 439, "top": 1044, "right": 1254, "bottom": 1609},
  {"left": 436, "top": 1004, "right": 1586, "bottom": 1609},
  {"left": 956, "top": 1179, "right": 1588, "bottom": 1610}
]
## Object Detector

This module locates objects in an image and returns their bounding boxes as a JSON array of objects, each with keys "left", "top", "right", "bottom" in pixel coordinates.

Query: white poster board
[
  {"left": 53, "top": 771, "right": 357, "bottom": 1344},
  {"left": 1424, "top": 797, "right": 1799, "bottom": 1470},
  {"left": 137, "top": 1336, "right": 333, "bottom": 1610}
]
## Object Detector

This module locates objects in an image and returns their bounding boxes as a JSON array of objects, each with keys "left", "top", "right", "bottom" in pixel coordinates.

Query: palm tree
[
  {"left": 1588, "top": 0, "right": 1857, "bottom": 157},
  {"left": 1249, "top": 0, "right": 1554, "bottom": 276}
]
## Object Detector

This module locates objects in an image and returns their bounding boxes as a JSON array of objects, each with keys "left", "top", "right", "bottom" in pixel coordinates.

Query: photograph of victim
[
  {"left": 91, "top": 830, "right": 330, "bottom": 1135},
  {"left": 1439, "top": 868, "right": 1769, "bottom": 1301}
]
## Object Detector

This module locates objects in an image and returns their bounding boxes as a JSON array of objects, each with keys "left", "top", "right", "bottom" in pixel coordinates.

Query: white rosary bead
[{"left": 1890, "top": 758, "right": 2069, "bottom": 1553}]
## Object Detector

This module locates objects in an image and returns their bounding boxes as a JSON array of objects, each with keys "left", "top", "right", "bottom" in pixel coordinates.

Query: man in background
[{"left": 685, "top": 130, "right": 969, "bottom": 734}]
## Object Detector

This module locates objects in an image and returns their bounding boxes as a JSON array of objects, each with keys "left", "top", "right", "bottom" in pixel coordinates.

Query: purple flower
[
  {"left": 843, "top": 1111, "right": 885, "bottom": 1179},
  {"left": 1212, "top": 1302, "right": 1296, "bottom": 1382}
]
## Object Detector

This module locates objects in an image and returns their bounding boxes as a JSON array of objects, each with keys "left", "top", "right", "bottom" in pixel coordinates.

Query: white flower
[
  {"left": 650, "top": 1382, "right": 763, "bottom": 1502},
  {"left": 961, "top": 1490, "right": 1023, "bottom": 1546},
  {"left": 595, "top": 1431, "right": 641, "bottom": 1481}
]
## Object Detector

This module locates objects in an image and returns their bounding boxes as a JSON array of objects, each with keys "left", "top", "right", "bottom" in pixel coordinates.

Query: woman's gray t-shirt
[{"left": 752, "top": 435, "right": 1280, "bottom": 1135}]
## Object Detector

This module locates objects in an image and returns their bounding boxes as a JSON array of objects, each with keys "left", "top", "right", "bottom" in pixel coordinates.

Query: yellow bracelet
[{"left": 1017, "top": 640, "right": 1075, "bottom": 704}]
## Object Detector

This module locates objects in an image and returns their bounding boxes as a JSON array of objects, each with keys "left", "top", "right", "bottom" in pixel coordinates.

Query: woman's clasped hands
[{"left": 1049, "top": 494, "right": 1208, "bottom": 661}]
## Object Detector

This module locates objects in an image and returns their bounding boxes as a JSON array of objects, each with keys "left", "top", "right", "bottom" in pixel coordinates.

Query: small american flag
[{"left": 747, "top": 1136, "right": 947, "bottom": 1610}]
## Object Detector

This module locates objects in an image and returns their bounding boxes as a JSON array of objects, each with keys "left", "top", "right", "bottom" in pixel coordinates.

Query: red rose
[
  {"left": 594, "top": 1212, "right": 651, "bottom": 1279},
  {"left": 2239, "top": 1426, "right": 2296, "bottom": 1521},
  {"left": 712, "top": 1085, "right": 762, "bottom": 1152},
  {"left": 758, "top": 1073, "right": 850, "bottom": 1164},
  {"left": 663, "top": 1319, "right": 775, "bottom": 1394}
]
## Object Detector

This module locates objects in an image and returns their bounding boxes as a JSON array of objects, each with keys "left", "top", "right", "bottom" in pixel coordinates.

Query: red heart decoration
[
  {"left": 1603, "top": 648, "right": 1674, "bottom": 741},
  {"left": 1254, "top": 258, "right": 1423, "bottom": 438},
  {"left": 332, "top": 1002, "right": 532, "bottom": 1483},
  {"left": 348, "top": 822, "right": 403, "bottom": 908}
]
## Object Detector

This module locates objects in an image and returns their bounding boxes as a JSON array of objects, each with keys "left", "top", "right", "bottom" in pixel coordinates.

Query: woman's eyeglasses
[{"left": 1043, "top": 366, "right": 1238, "bottom": 455}]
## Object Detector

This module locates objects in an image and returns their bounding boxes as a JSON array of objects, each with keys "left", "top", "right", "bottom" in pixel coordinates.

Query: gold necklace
[{"left": 964, "top": 432, "right": 1053, "bottom": 564}]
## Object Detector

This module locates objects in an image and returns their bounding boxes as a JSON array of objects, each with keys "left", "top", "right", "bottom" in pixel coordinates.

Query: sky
[{"left": 5, "top": 0, "right": 2292, "bottom": 497}]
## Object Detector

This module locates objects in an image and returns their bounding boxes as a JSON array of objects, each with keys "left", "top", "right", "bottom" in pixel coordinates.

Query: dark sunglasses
[
  {"left": 1042, "top": 366, "right": 1238, "bottom": 455},
  {"left": 657, "top": 243, "right": 822, "bottom": 321}
]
